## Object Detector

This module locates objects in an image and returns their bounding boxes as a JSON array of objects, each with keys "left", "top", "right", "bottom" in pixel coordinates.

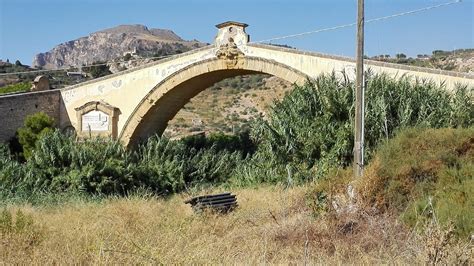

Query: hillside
[
  {"left": 32, "top": 24, "right": 206, "bottom": 69},
  {"left": 370, "top": 48, "right": 474, "bottom": 73},
  {"left": 0, "top": 60, "right": 34, "bottom": 87},
  {"left": 165, "top": 75, "right": 291, "bottom": 138}
]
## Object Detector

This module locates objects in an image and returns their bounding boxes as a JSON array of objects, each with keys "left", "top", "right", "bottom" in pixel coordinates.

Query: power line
[
  {"left": 251, "top": 0, "right": 462, "bottom": 44},
  {"left": 0, "top": 54, "right": 173, "bottom": 77}
]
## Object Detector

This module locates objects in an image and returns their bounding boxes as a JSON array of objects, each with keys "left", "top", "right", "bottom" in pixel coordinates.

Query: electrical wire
[{"left": 251, "top": 0, "right": 462, "bottom": 43}]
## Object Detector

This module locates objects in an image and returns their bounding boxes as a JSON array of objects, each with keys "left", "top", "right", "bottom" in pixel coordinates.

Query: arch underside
[
  {"left": 131, "top": 69, "right": 258, "bottom": 144},
  {"left": 121, "top": 57, "right": 308, "bottom": 147}
]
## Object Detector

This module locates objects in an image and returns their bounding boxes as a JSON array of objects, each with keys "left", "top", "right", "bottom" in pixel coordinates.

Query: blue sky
[{"left": 0, "top": 0, "right": 472, "bottom": 66}]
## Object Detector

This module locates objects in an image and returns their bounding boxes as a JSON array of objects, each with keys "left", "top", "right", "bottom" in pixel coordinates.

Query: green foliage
[
  {"left": 84, "top": 62, "right": 112, "bottom": 78},
  {"left": 135, "top": 135, "right": 243, "bottom": 193},
  {"left": 0, "top": 82, "right": 30, "bottom": 95},
  {"left": 123, "top": 53, "right": 132, "bottom": 61},
  {"left": 306, "top": 127, "right": 473, "bottom": 238},
  {"left": 212, "top": 74, "right": 268, "bottom": 91},
  {"left": 0, "top": 130, "right": 247, "bottom": 199},
  {"left": 361, "top": 127, "right": 473, "bottom": 238},
  {"left": 0, "top": 208, "right": 13, "bottom": 233},
  {"left": 0, "top": 144, "right": 25, "bottom": 195},
  {"left": 17, "top": 112, "right": 55, "bottom": 159},
  {"left": 241, "top": 72, "right": 473, "bottom": 183},
  {"left": 181, "top": 131, "right": 256, "bottom": 156},
  {"left": 395, "top": 53, "right": 407, "bottom": 59},
  {"left": 25, "top": 130, "right": 136, "bottom": 195},
  {"left": 0, "top": 208, "right": 41, "bottom": 246},
  {"left": 432, "top": 50, "right": 451, "bottom": 57},
  {"left": 0, "top": 209, "right": 34, "bottom": 234}
]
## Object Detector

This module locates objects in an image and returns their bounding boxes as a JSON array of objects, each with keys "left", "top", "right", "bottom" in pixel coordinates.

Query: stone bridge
[{"left": 1, "top": 21, "right": 473, "bottom": 147}]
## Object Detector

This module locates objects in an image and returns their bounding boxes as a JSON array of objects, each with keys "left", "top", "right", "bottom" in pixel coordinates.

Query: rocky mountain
[{"left": 32, "top": 24, "right": 206, "bottom": 69}]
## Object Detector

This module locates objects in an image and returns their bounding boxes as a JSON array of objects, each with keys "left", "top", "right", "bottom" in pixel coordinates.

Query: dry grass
[{"left": 1, "top": 185, "right": 472, "bottom": 264}]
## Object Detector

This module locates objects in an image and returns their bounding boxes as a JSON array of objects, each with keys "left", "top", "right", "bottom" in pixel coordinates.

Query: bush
[
  {"left": 85, "top": 62, "right": 112, "bottom": 78},
  {"left": 0, "top": 144, "right": 26, "bottom": 195},
  {"left": 0, "top": 82, "right": 31, "bottom": 95},
  {"left": 244, "top": 72, "right": 473, "bottom": 183},
  {"left": 360, "top": 127, "right": 473, "bottom": 238},
  {"left": 0, "top": 208, "right": 34, "bottom": 234},
  {"left": 185, "top": 131, "right": 256, "bottom": 156},
  {"left": 25, "top": 130, "right": 136, "bottom": 195},
  {"left": 1, "top": 72, "right": 472, "bottom": 207},
  {"left": 306, "top": 127, "right": 473, "bottom": 238},
  {"left": 1, "top": 129, "right": 250, "bottom": 199},
  {"left": 133, "top": 135, "right": 243, "bottom": 193},
  {"left": 17, "top": 112, "right": 55, "bottom": 159}
]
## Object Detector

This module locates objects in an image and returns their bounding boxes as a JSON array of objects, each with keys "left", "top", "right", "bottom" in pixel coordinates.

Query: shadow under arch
[{"left": 120, "top": 56, "right": 308, "bottom": 147}]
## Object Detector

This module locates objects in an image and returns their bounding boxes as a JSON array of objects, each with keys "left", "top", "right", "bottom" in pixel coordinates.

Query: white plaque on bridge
[{"left": 81, "top": 110, "right": 109, "bottom": 132}]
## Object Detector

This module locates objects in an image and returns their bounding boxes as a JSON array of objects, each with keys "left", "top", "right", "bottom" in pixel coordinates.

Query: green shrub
[
  {"left": 25, "top": 130, "right": 136, "bottom": 195},
  {"left": 0, "top": 208, "right": 41, "bottom": 245},
  {"left": 1, "top": 129, "right": 249, "bottom": 199},
  {"left": 0, "top": 144, "right": 26, "bottom": 195},
  {"left": 245, "top": 72, "right": 473, "bottom": 183},
  {"left": 181, "top": 131, "right": 256, "bottom": 156},
  {"left": 0, "top": 209, "right": 34, "bottom": 234},
  {"left": 134, "top": 135, "right": 243, "bottom": 193},
  {"left": 17, "top": 112, "right": 55, "bottom": 159},
  {"left": 0, "top": 82, "right": 31, "bottom": 95},
  {"left": 361, "top": 127, "right": 473, "bottom": 238},
  {"left": 305, "top": 127, "right": 473, "bottom": 238}
]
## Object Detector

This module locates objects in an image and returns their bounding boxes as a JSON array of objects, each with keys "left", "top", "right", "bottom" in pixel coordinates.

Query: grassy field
[
  {"left": 1, "top": 185, "right": 471, "bottom": 264},
  {"left": 0, "top": 82, "right": 31, "bottom": 95}
]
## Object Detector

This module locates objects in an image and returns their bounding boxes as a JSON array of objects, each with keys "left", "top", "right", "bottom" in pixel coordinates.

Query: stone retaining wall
[{"left": 0, "top": 90, "right": 61, "bottom": 143}]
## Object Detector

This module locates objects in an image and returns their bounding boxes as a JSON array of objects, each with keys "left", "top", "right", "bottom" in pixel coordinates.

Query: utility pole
[{"left": 354, "top": 0, "right": 365, "bottom": 178}]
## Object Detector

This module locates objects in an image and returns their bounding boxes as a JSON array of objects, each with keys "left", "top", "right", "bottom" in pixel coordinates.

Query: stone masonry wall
[{"left": 0, "top": 90, "right": 61, "bottom": 143}]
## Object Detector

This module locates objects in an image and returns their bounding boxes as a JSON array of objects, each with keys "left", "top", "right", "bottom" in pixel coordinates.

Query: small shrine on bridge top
[{"left": 214, "top": 21, "right": 250, "bottom": 47}]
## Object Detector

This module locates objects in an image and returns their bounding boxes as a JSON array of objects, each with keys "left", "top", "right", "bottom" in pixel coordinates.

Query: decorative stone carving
[
  {"left": 75, "top": 101, "right": 120, "bottom": 139},
  {"left": 215, "top": 40, "right": 244, "bottom": 67}
]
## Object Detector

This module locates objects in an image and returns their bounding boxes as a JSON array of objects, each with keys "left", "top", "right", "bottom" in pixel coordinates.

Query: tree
[
  {"left": 123, "top": 53, "right": 132, "bottom": 61},
  {"left": 86, "top": 61, "right": 112, "bottom": 78},
  {"left": 18, "top": 112, "right": 55, "bottom": 159},
  {"left": 395, "top": 53, "right": 407, "bottom": 59}
]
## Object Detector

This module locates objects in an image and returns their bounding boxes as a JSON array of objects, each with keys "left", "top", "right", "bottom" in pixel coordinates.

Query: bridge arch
[{"left": 119, "top": 56, "right": 308, "bottom": 147}]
